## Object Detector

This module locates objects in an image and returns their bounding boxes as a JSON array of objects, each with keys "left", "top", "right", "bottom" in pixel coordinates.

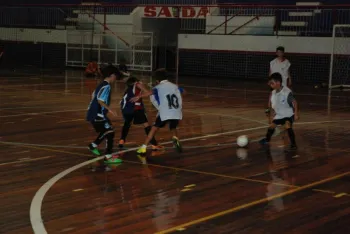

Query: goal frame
[{"left": 328, "top": 24, "right": 350, "bottom": 90}]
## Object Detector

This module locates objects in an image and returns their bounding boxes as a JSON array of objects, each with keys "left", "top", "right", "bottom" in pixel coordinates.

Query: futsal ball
[{"left": 237, "top": 135, "right": 249, "bottom": 147}]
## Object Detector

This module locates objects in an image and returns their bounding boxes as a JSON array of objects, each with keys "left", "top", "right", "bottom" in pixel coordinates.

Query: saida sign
[{"left": 143, "top": 6, "right": 211, "bottom": 18}]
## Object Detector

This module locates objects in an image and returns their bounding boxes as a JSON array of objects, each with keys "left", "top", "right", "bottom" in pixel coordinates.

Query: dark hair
[
  {"left": 153, "top": 68, "right": 168, "bottom": 81},
  {"left": 269, "top": 72, "right": 283, "bottom": 83},
  {"left": 101, "top": 65, "right": 121, "bottom": 78},
  {"left": 276, "top": 46, "right": 285, "bottom": 52},
  {"left": 126, "top": 76, "right": 139, "bottom": 87}
]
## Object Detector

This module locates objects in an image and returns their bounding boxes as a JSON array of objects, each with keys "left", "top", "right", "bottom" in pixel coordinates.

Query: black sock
[
  {"left": 93, "top": 132, "right": 105, "bottom": 145},
  {"left": 121, "top": 122, "right": 131, "bottom": 141},
  {"left": 287, "top": 128, "right": 296, "bottom": 146},
  {"left": 266, "top": 128, "right": 275, "bottom": 142},
  {"left": 145, "top": 126, "right": 158, "bottom": 145},
  {"left": 105, "top": 131, "right": 115, "bottom": 154}
]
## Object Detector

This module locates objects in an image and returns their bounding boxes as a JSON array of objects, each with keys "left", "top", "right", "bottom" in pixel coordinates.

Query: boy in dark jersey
[
  {"left": 119, "top": 76, "right": 163, "bottom": 150},
  {"left": 86, "top": 65, "right": 122, "bottom": 163}
]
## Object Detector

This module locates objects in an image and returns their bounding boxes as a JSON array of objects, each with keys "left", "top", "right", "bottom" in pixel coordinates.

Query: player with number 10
[{"left": 131, "top": 69, "right": 184, "bottom": 154}]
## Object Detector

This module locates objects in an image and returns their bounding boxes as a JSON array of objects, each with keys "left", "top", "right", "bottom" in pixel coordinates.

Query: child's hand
[{"left": 294, "top": 114, "right": 299, "bottom": 121}]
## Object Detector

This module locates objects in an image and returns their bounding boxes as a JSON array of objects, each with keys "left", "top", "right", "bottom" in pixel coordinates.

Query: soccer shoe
[
  {"left": 151, "top": 145, "right": 165, "bottom": 151},
  {"left": 258, "top": 138, "right": 269, "bottom": 145},
  {"left": 104, "top": 154, "right": 123, "bottom": 164},
  {"left": 137, "top": 146, "right": 147, "bottom": 154},
  {"left": 88, "top": 143, "right": 101, "bottom": 156},
  {"left": 172, "top": 136, "right": 183, "bottom": 153},
  {"left": 118, "top": 139, "right": 125, "bottom": 148}
]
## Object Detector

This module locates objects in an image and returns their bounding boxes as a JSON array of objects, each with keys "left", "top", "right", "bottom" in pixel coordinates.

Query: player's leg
[
  {"left": 284, "top": 117, "right": 297, "bottom": 150},
  {"left": 88, "top": 120, "right": 106, "bottom": 155},
  {"left": 119, "top": 113, "right": 133, "bottom": 148},
  {"left": 102, "top": 120, "right": 122, "bottom": 163},
  {"left": 135, "top": 110, "right": 164, "bottom": 150},
  {"left": 89, "top": 120, "right": 122, "bottom": 163},
  {"left": 169, "top": 120, "right": 182, "bottom": 153},
  {"left": 259, "top": 120, "right": 278, "bottom": 145},
  {"left": 137, "top": 116, "right": 164, "bottom": 154}
]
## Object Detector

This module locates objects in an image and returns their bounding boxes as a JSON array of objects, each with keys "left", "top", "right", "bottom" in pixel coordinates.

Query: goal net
[{"left": 329, "top": 25, "right": 350, "bottom": 90}]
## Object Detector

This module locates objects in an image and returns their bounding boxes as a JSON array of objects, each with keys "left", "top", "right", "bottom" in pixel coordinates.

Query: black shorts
[
  {"left": 154, "top": 116, "right": 179, "bottom": 130},
  {"left": 123, "top": 109, "right": 148, "bottom": 125},
  {"left": 272, "top": 116, "right": 294, "bottom": 126},
  {"left": 91, "top": 118, "right": 113, "bottom": 133}
]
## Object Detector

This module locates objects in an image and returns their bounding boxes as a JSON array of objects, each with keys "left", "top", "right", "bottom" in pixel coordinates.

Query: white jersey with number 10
[{"left": 150, "top": 80, "right": 182, "bottom": 121}]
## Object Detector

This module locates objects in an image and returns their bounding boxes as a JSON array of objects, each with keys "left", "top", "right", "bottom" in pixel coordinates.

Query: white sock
[
  {"left": 105, "top": 154, "right": 112, "bottom": 159},
  {"left": 141, "top": 144, "right": 147, "bottom": 148},
  {"left": 91, "top": 143, "right": 97, "bottom": 148}
]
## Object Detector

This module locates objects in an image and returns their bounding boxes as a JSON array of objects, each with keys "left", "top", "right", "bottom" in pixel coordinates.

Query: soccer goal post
[{"left": 328, "top": 24, "right": 350, "bottom": 90}]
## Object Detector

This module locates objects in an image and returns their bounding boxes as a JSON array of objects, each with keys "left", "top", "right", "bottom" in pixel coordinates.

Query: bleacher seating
[{"left": 0, "top": 0, "right": 349, "bottom": 35}]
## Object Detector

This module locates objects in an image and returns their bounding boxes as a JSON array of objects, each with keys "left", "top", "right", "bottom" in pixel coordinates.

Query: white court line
[
  {"left": 29, "top": 124, "right": 267, "bottom": 234},
  {"left": 29, "top": 118, "right": 350, "bottom": 233}
]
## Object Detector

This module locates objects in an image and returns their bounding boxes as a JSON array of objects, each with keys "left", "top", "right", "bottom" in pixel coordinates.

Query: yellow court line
[
  {"left": 0, "top": 142, "right": 339, "bottom": 194},
  {"left": 0, "top": 156, "right": 53, "bottom": 166},
  {"left": 155, "top": 171, "right": 350, "bottom": 234}
]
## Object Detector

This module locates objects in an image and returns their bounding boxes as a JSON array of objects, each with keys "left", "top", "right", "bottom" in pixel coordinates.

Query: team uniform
[
  {"left": 137, "top": 80, "right": 183, "bottom": 154},
  {"left": 260, "top": 85, "right": 297, "bottom": 149},
  {"left": 86, "top": 80, "right": 121, "bottom": 163},
  {"left": 270, "top": 86, "right": 295, "bottom": 125},
  {"left": 119, "top": 81, "right": 160, "bottom": 148},
  {"left": 270, "top": 58, "right": 291, "bottom": 87},
  {"left": 150, "top": 80, "right": 183, "bottom": 129},
  {"left": 121, "top": 82, "right": 148, "bottom": 124}
]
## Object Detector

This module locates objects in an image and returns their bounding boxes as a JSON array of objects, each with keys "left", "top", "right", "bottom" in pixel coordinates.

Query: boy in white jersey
[
  {"left": 269, "top": 46, "right": 292, "bottom": 88},
  {"left": 260, "top": 73, "right": 299, "bottom": 150},
  {"left": 131, "top": 69, "right": 183, "bottom": 154}
]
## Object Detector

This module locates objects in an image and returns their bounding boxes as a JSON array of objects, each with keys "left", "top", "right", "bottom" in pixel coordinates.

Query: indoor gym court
[{"left": 0, "top": 70, "right": 350, "bottom": 234}]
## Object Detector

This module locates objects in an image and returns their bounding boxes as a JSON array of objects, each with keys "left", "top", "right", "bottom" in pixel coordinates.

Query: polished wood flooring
[{"left": 0, "top": 72, "right": 349, "bottom": 234}]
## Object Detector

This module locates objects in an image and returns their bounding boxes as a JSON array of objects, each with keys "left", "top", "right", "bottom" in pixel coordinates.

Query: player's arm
[
  {"left": 150, "top": 88, "right": 160, "bottom": 110},
  {"left": 129, "top": 82, "right": 152, "bottom": 102},
  {"left": 136, "top": 82, "right": 153, "bottom": 97},
  {"left": 269, "top": 61, "right": 273, "bottom": 76},
  {"left": 292, "top": 99, "right": 299, "bottom": 120},
  {"left": 287, "top": 69, "right": 292, "bottom": 87},
  {"left": 178, "top": 86, "right": 186, "bottom": 95},
  {"left": 265, "top": 93, "right": 273, "bottom": 124},
  {"left": 287, "top": 93, "right": 299, "bottom": 120},
  {"left": 287, "top": 61, "right": 292, "bottom": 87}
]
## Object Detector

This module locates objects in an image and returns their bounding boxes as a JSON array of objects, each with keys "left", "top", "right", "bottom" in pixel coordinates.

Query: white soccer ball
[{"left": 237, "top": 135, "right": 249, "bottom": 147}]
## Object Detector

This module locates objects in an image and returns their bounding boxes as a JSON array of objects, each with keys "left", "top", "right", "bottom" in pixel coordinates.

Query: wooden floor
[{"left": 0, "top": 72, "right": 350, "bottom": 234}]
